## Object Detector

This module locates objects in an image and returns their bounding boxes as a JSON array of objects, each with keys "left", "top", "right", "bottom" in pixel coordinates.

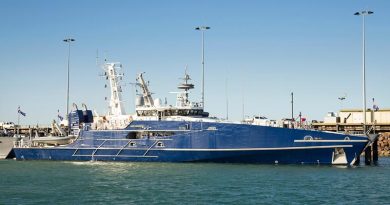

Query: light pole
[
  {"left": 63, "top": 38, "right": 75, "bottom": 119},
  {"left": 354, "top": 10, "right": 373, "bottom": 134},
  {"left": 195, "top": 26, "right": 210, "bottom": 110}
]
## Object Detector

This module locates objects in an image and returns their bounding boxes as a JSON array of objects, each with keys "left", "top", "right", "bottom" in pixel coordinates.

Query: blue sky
[{"left": 1, "top": 0, "right": 389, "bottom": 125}]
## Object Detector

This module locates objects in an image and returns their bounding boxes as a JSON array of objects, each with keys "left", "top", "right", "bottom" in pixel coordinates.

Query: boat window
[
  {"left": 129, "top": 141, "right": 136, "bottom": 147},
  {"left": 178, "top": 110, "right": 184, "bottom": 116},
  {"left": 141, "top": 131, "right": 175, "bottom": 137},
  {"left": 126, "top": 132, "right": 137, "bottom": 139}
]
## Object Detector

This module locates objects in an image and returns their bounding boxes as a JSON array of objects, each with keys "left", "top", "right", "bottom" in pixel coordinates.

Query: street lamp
[
  {"left": 63, "top": 38, "right": 75, "bottom": 119},
  {"left": 354, "top": 10, "right": 373, "bottom": 134},
  {"left": 195, "top": 26, "right": 210, "bottom": 110}
]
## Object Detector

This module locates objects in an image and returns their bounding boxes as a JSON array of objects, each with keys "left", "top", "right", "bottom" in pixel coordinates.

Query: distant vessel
[{"left": 11, "top": 62, "right": 373, "bottom": 165}]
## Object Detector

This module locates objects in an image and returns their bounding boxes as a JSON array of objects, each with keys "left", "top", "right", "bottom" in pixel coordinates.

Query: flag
[
  {"left": 18, "top": 106, "right": 26, "bottom": 117},
  {"left": 57, "top": 110, "right": 64, "bottom": 121},
  {"left": 372, "top": 98, "right": 379, "bottom": 111}
]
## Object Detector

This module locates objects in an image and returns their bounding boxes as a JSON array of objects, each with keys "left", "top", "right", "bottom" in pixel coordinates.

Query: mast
[
  {"left": 176, "top": 69, "right": 195, "bottom": 107},
  {"left": 104, "top": 63, "right": 126, "bottom": 116}
]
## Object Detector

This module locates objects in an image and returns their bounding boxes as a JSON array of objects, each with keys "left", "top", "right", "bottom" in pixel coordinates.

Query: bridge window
[{"left": 126, "top": 132, "right": 137, "bottom": 139}]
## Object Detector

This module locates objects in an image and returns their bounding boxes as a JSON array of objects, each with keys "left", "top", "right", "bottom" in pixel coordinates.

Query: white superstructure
[
  {"left": 93, "top": 62, "right": 132, "bottom": 130},
  {"left": 133, "top": 70, "right": 206, "bottom": 121}
]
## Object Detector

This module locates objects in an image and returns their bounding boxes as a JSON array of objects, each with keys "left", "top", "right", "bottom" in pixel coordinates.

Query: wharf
[
  {"left": 312, "top": 109, "right": 390, "bottom": 160},
  {"left": 313, "top": 108, "right": 390, "bottom": 133},
  {"left": 0, "top": 126, "right": 53, "bottom": 137},
  {"left": 312, "top": 122, "right": 390, "bottom": 133}
]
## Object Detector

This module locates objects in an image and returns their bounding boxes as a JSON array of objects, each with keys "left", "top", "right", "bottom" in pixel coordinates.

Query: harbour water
[{"left": 1, "top": 158, "right": 389, "bottom": 204}]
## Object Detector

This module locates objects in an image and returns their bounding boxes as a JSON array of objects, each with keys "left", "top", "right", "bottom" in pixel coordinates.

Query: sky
[{"left": 0, "top": 0, "right": 389, "bottom": 125}]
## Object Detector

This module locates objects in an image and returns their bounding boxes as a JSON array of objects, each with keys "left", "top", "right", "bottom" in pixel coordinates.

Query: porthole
[
  {"left": 344, "top": 137, "right": 350, "bottom": 141},
  {"left": 129, "top": 142, "right": 136, "bottom": 147},
  {"left": 304, "top": 136, "right": 313, "bottom": 140},
  {"left": 157, "top": 141, "right": 165, "bottom": 147}
]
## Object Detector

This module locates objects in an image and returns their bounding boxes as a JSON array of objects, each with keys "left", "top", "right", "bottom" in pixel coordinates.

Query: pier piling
[
  {"left": 365, "top": 145, "right": 372, "bottom": 165},
  {"left": 373, "top": 139, "right": 379, "bottom": 163}
]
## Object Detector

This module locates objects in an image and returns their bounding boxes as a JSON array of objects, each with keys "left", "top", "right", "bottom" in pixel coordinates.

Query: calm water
[{"left": 1, "top": 158, "right": 389, "bottom": 205}]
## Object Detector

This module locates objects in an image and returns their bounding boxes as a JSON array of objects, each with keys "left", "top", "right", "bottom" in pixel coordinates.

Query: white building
[{"left": 324, "top": 109, "right": 390, "bottom": 124}]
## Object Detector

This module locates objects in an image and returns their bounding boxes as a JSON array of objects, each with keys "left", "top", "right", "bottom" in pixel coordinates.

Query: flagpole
[{"left": 17, "top": 107, "right": 20, "bottom": 135}]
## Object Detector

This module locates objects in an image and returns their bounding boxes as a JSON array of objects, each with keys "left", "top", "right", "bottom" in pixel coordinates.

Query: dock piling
[
  {"left": 364, "top": 145, "right": 372, "bottom": 165},
  {"left": 373, "top": 139, "right": 379, "bottom": 164}
]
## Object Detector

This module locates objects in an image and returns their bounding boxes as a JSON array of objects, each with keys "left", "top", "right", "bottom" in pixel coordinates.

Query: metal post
[
  {"left": 291, "top": 92, "right": 294, "bottom": 120},
  {"left": 354, "top": 11, "right": 373, "bottom": 135},
  {"left": 202, "top": 31, "right": 204, "bottom": 109},
  {"left": 225, "top": 77, "right": 229, "bottom": 120},
  {"left": 362, "top": 13, "right": 367, "bottom": 134},
  {"left": 63, "top": 38, "right": 75, "bottom": 120},
  {"left": 355, "top": 10, "right": 373, "bottom": 165},
  {"left": 195, "top": 26, "right": 210, "bottom": 110},
  {"left": 299, "top": 112, "right": 302, "bottom": 128},
  {"left": 17, "top": 108, "right": 20, "bottom": 135}
]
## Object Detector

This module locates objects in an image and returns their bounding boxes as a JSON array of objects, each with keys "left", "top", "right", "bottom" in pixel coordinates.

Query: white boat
[
  {"left": 32, "top": 135, "right": 76, "bottom": 146},
  {"left": 0, "top": 137, "right": 14, "bottom": 159}
]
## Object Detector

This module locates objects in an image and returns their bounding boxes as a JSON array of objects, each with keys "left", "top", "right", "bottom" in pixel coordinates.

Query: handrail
[
  {"left": 115, "top": 140, "right": 133, "bottom": 156},
  {"left": 143, "top": 140, "right": 159, "bottom": 156},
  {"left": 91, "top": 139, "right": 107, "bottom": 159}
]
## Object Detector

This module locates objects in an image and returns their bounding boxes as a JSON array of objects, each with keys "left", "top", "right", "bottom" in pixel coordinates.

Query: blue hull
[
  {"left": 14, "top": 146, "right": 365, "bottom": 164},
  {"left": 12, "top": 121, "right": 369, "bottom": 165}
]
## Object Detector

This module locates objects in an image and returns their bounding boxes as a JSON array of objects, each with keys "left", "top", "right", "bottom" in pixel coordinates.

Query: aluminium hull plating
[{"left": 12, "top": 121, "right": 369, "bottom": 165}]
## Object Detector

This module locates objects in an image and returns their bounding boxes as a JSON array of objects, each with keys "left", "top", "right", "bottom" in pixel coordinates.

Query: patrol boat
[{"left": 12, "top": 62, "right": 372, "bottom": 165}]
